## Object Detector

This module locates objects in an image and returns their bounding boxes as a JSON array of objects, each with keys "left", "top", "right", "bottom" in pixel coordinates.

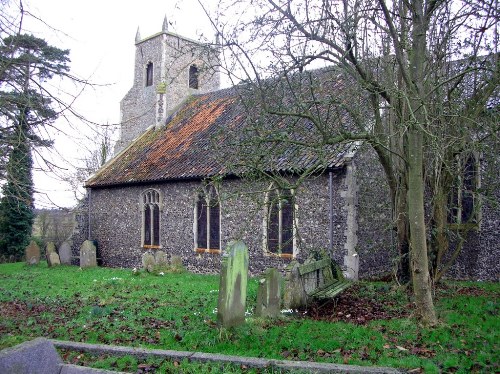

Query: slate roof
[{"left": 86, "top": 69, "right": 364, "bottom": 188}]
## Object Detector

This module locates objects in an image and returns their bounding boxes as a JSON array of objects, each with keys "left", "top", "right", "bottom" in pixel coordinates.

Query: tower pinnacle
[
  {"left": 162, "top": 15, "right": 168, "bottom": 32},
  {"left": 135, "top": 27, "right": 141, "bottom": 43}
]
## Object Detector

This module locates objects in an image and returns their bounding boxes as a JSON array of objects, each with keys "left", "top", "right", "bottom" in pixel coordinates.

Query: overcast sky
[{"left": 15, "top": 0, "right": 217, "bottom": 209}]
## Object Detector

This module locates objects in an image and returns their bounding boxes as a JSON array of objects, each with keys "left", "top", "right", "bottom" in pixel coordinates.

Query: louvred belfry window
[
  {"left": 267, "top": 188, "right": 294, "bottom": 256},
  {"left": 196, "top": 185, "right": 220, "bottom": 252},
  {"left": 142, "top": 189, "right": 161, "bottom": 247},
  {"left": 189, "top": 65, "right": 199, "bottom": 89},
  {"left": 146, "top": 62, "right": 153, "bottom": 87}
]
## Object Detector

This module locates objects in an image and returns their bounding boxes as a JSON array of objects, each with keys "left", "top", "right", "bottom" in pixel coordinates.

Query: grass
[{"left": 0, "top": 262, "right": 498, "bottom": 373}]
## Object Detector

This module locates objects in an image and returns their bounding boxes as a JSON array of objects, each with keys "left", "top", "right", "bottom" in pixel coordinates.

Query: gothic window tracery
[{"left": 142, "top": 189, "right": 161, "bottom": 247}]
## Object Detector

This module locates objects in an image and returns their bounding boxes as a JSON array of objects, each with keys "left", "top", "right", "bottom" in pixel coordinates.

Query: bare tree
[{"left": 202, "top": 0, "right": 498, "bottom": 325}]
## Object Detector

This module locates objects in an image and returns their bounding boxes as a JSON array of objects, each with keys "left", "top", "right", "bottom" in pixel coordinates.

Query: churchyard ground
[{"left": 0, "top": 262, "right": 497, "bottom": 373}]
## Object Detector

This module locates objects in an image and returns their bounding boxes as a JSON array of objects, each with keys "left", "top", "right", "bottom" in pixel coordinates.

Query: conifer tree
[{"left": 0, "top": 33, "right": 70, "bottom": 258}]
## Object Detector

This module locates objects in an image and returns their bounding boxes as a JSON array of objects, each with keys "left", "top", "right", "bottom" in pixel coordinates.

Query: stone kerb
[
  {"left": 255, "top": 268, "right": 281, "bottom": 318},
  {"left": 25, "top": 240, "right": 41, "bottom": 265},
  {"left": 80, "top": 240, "right": 97, "bottom": 268},
  {"left": 217, "top": 240, "right": 249, "bottom": 328},
  {"left": 58, "top": 241, "right": 72, "bottom": 265}
]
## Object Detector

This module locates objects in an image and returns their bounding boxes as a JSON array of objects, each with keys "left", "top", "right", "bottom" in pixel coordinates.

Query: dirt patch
[{"left": 300, "top": 285, "right": 412, "bottom": 324}]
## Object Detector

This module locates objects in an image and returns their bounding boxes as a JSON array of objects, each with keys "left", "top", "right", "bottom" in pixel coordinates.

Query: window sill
[
  {"left": 196, "top": 248, "right": 221, "bottom": 254},
  {"left": 143, "top": 245, "right": 161, "bottom": 250},
  {"left": 266, "top": 252, "right": 294, "bottom": 260}
]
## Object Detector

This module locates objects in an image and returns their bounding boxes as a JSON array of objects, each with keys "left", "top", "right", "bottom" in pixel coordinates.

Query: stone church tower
[{"left": 114, "top": 17, "right": 220, "bottom": 153}]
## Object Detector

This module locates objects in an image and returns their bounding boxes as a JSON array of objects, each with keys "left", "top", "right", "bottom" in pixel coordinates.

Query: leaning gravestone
[
  {"left": 154, "top": 250, "right": 168, "bottom": 267},
  {"left": 217, "top": 240, "right": 249, "bottom": 328},
  {"left": 47, "top": 252, "right": 61, "bottom": 267},
  {"left": 80, "top": 240, "right": 97, "bottom": 268},
  {"left": 255, "top": 268, "right": 281, "bottom": 318},
  {"left": 142, "top": 253, "right": 155, "bottom": 272},
  {"left": 283, "top": 261, "right": 307, "bottom": 309},
  {"left": 58, "top": 241, "right": 72, "bottom": 265},
  {"left": 25, "top": 241, "right": 41, "bottom": 265}
]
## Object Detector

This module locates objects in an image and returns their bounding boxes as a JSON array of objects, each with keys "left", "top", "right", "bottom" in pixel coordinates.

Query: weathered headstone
[
  {"left": 47, "top": 252, "right": 61, "bottom": 267},
  {"left": 58, "top": 241, "right": 72, "bottom": 265},
  {"left": 142, "top": 252, "right": 155, "bottom": 272},
  {"left": 25, "top": 241, "right": 41, "bottom": 265},
  {"left": 255, "top": 268, "right": 281, "bottom": 318},
  {"left": 217, "top": 240, "right": 249, "bottom": 328},
  {"left": 8, "top": 255, "right": 15, "bottom": 263},
  {"left": 154, "top": 250, "right": 168, "bottom": 267},
  {"left": 170, "top": 255, "right": 183, "bottom": 271},
  {"left": 80, "top": 240, "right": 97, "bottom": 268},
  {"left": 45, "top": 242, "right": 56, "bottom": 255},
  {"left": 283, "top": 261, "right": 307, "bottom": 309}
]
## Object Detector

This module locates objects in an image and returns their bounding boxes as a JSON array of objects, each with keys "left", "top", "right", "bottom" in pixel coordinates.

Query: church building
[{"left": 71, "top": 19, "right": 499, "bottom": 281}]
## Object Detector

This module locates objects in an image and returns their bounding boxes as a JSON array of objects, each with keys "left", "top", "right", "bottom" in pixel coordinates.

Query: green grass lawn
[{"left": 0, "top": 262, "right": 498, "bottom": 373}]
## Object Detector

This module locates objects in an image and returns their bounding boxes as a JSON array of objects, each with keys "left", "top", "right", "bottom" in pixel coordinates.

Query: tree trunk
[{"left": 407, "top": 128, "right": 437, "bottom": 326}]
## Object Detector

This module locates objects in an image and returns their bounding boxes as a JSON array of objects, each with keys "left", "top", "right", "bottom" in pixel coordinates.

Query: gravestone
[
  {"left": 142, "top": 253, "right": 155, "bottom": 272},
  {"left": 47, "top": 252, "right": 61, "bottom": 267},
  {"left": 25, "top": 241, "right": 41, "bottom": 265},
  {"left": 255, "top": 268, "right": 281, "bottom": 318},
  {"left": 283, "top": 261, "right": 307, "bottom": 309},
  {"left": 0, "top": 337, "right": 63, "bottom": 374},
  {"left": 8, "top": 255, "right": 15, "bottom": 263},
  {"left": 170, "top": 255, "right": 183, "bottom": 271},
  {"left": 80, "top": 240, "right": 97, "bottom": 268},
  {"left": 58, "top": 241, "right": 72, "bottom": 265},
  {"left": 217, "top": 240, "right": 249, "bottom": 328},
  {"left": 154, "top": 250, "right": 168, "bottom": 267},
  {"left": 45, "top": 242, "right": 56, "bottom": 255}
]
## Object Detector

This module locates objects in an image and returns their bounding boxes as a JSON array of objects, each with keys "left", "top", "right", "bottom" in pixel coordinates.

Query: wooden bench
[{"left": 298, "top": 258, "right": 351, "bottom": 300}]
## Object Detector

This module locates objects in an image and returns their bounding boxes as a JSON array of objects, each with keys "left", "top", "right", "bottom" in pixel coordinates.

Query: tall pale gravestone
[
  {"left": 80, "top": 240, "right": 97, "bottom": 268},
  {"left": 58, "top": 241, "right": 72, "bottom": 265},
  {"left": 25, "top": 241, "right": 40, "bottom": 265},
  {"left": 217, "top": 240, "right": 249, "bottom": 328},
  {"left": 255, "top": 268, "right": 281, "bottom": 318}
]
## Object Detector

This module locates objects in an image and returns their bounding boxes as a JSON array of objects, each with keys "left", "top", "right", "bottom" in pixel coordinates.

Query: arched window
[
  {"left": 189, "top": 65, "right": 199, "bottom": 89},
  {"left": 265, "top": 187, "right": 295, "bottom": 257},
  {"left": 142, "top": 189, "right": 161, "bottom": 247},
  {"left": 195, "top": 185, "right": 220, "bottom": 252},
  {"left": 448, "top": 153, "right": 479, "bottom": 225},
  {"left": 146, "top": 62, "right": 153, "bottom": 87}
]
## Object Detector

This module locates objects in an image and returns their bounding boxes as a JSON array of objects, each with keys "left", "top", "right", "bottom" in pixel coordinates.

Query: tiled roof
[{"left": 86, "top": 69, "right": 363, "bottom": 188}]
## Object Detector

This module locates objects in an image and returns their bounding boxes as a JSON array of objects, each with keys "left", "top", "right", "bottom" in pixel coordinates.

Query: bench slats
[
  {"left": 299, "top": 258, "right": 352, "bottom": 300},
  {"left": 298, "top": 258, "right": 331, "bottom": 275}
]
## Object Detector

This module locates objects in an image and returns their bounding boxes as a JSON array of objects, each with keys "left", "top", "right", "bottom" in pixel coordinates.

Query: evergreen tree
[{"left": 0, "top": 33, "right": 70, "bottom": 258}]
